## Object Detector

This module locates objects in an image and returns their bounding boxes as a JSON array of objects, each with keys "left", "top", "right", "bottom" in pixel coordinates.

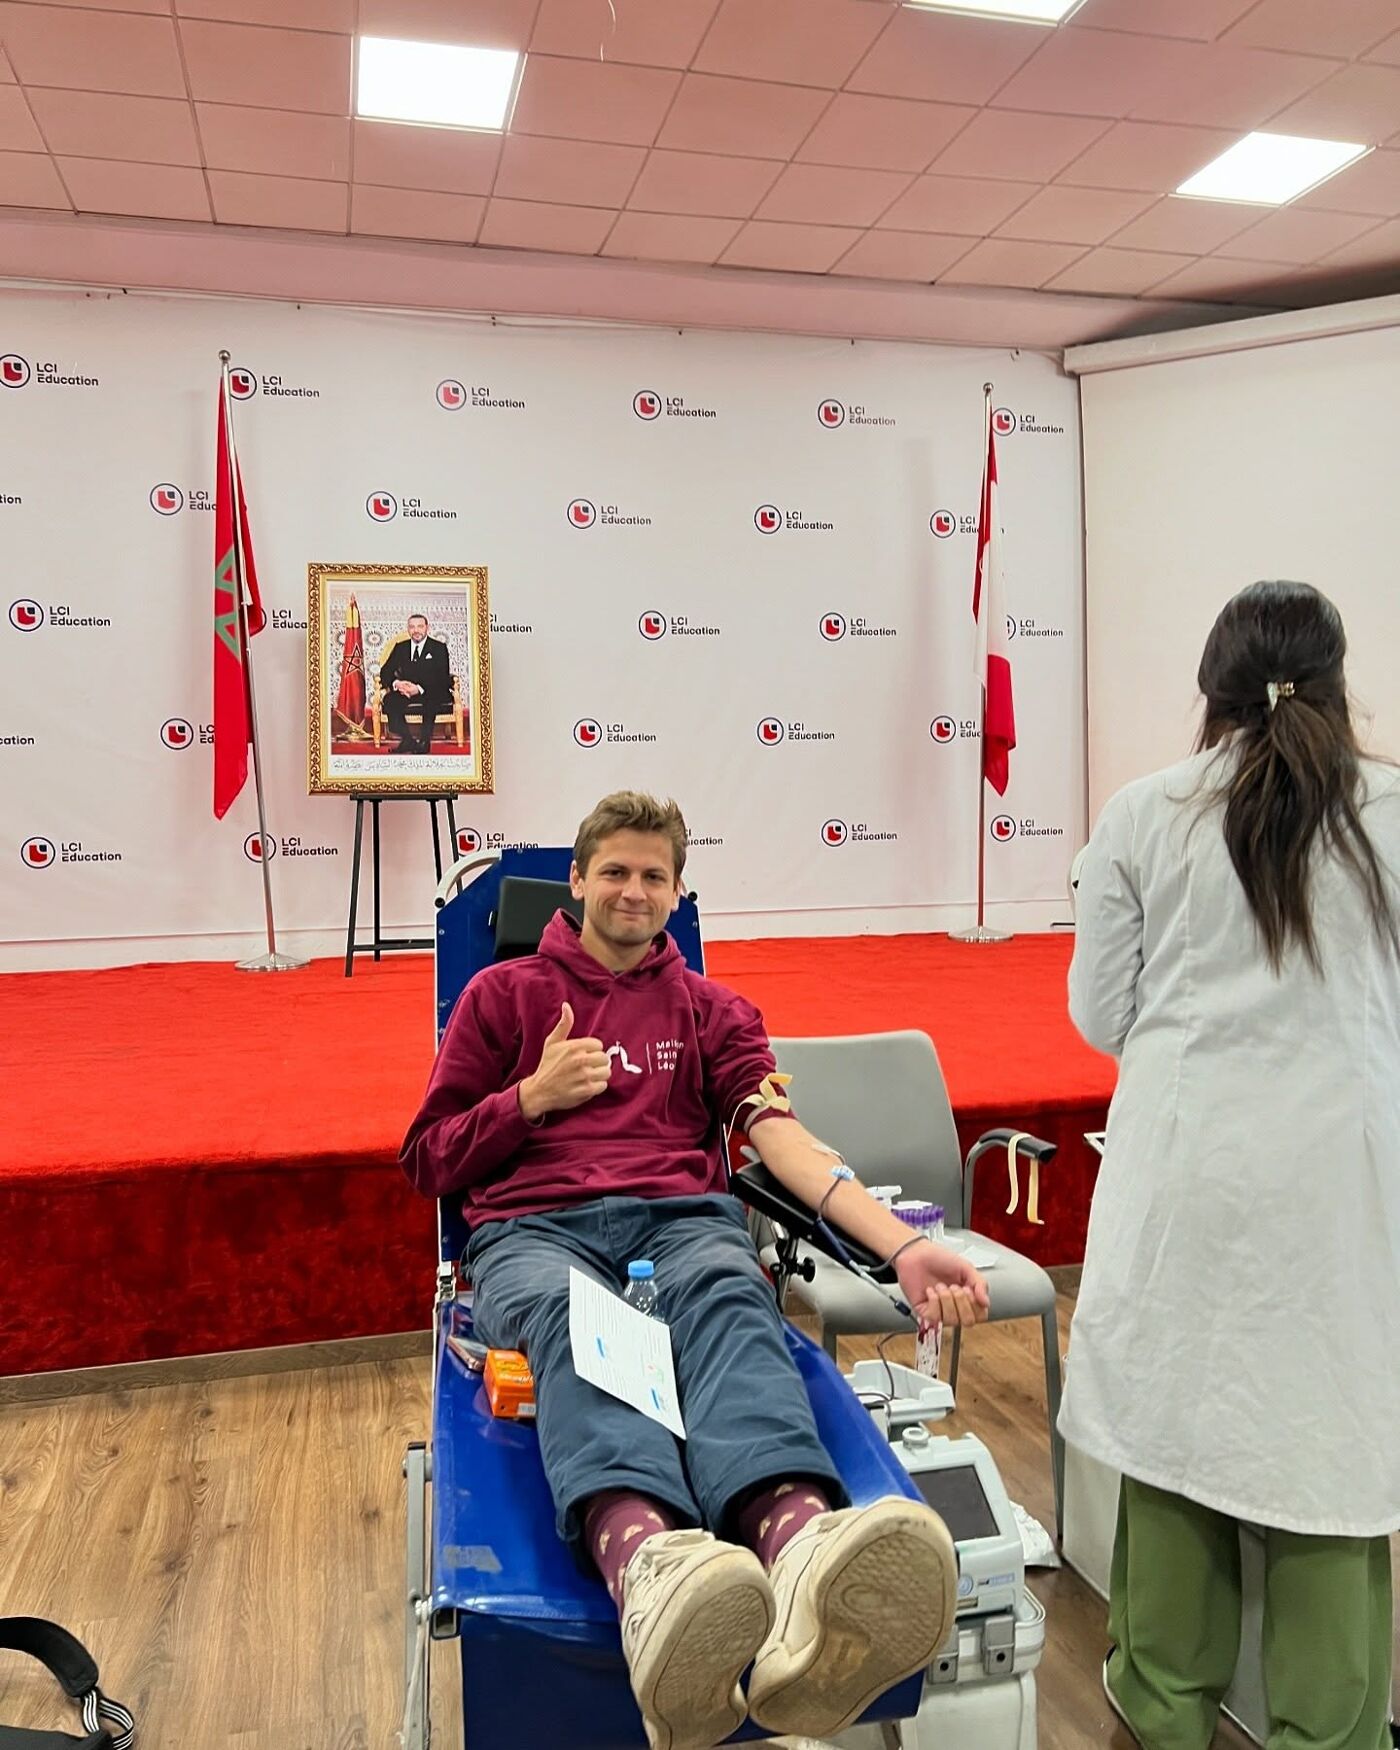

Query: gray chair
[{"left": 767, "top": 1029, "right": 1065, "bottom": 1534}]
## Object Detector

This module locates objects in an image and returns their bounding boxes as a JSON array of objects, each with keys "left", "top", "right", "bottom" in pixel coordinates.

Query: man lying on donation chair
[{"left": 401, "top": 790, "right": 990, "bottom": 1750}]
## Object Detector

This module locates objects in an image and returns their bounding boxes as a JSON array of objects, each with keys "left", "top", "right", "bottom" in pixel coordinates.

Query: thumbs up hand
[{"left": 518, "top": 1003, "right": 612, "bottom": 1122}]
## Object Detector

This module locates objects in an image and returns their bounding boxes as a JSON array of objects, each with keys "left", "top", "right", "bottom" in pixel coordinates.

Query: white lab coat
[{"left": 1061, "top": 746, "right": 1400, "bottom": 1536}]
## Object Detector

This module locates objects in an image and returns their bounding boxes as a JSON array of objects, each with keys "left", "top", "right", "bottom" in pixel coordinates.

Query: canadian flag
[{"left": 972, "top": 422, "right": 1015, "bottom": 796}]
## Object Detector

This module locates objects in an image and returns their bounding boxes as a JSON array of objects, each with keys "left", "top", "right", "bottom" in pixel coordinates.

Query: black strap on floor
[{"left": 0, "top": 1618, "right": 134, "bottom": 1749}]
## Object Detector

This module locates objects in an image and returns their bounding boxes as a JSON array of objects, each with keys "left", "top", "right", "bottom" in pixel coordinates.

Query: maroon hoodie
[{"left": 400, "top": 911, "right": 790, "bottom": 1226}]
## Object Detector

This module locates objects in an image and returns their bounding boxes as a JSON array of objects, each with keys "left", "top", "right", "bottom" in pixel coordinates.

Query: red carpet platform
[{"left": 2, "top": 934, "right": 1113, "bottom": 1376}]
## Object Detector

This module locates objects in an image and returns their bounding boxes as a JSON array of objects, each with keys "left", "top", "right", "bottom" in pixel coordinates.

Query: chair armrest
[
  {"left": 731, "top": 1162, "right": 894, "bottom": 1281},
  {"left": 963, "top": 1128, "right": 1057, "bottom": 1220}
]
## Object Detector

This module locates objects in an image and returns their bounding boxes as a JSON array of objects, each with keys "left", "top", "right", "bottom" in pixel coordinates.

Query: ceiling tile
[
  {"left": 1066, "top": 0, "right": 1268, "bottom": 39},
  {"left": 0, "top": 83, "right": 42, "bottom": 152},
  {"left": 1146, "top": 254, "right": 1295, "bottom": 299},
  {"left": 1308, "top": 213, "right": 1400, "bottom": 268},
  {"left": 179, "top": 21, "right": 351, "bottom": 114},
  {"left": 847, "top": 9, "right": 1043, "bottom": 104},
  {"left": 1221, "top": 205, "right": 1381, "bottom": 262},
  {"left": 930, "top": 110, "right": 1109, "bottom": 183},
  {"left": 1043, "top": 245, "right": 1195, "bottom": 293},
  {"left": 350, "top": 183, "right": 484, "bottom": 242},
  {"left": 209, "top": 168, "right": 347, "bottom": 230},
  {"left": 656, "top": 73, "right": 830, "bottom": 158},
  {"left": 58, "top": 156, "right": 210, "bottom": 220},
  {"left": 1366, "top": 29, "right": 1400, "bottom": 65},
  {"left": 1296, "top": 147, "right": 1400, "bottom": 214},
  {"left": 994, "top": 184, "right": 1154, "bottom": 244},
  {"left": 1110, "top": 194, "right": 1272, "bottom": 251},
  {"left": 478, "top": 197, "right": 614, "bottom": 254},
  {"left": 1055, "top": 120, "right": 1235, "bottom": 192},
  {"left": 1222, "top": 0, "right": 1400, "bottom": 59},
  {"left": 602, "top": 210, "right": 742, "bottom": 263},
  {"left": 1266, "top": 64, "right": 1400, "bottom": 142},
  {"left": 530, "top": 0, "right": 721, "bottom": 69},
  {"left": 795, "top": 94, "right": 975, "bottom": 174},
  {"left": 830, "top": 229, "right": 973, "bottom": 281},
  {"left": 878, "top": 172, "right": 1037, "bottom": 235},
  {"left": 357, "top": 0, "right": 538, "bottom": 51},
  {"left": 756, "top": 163, "right": 911, "bottom": 226},
  {"left": 937, "top": 236, "right": 1085, "bottom": 288},
  {"left": 1129, "top": 43, "right": 1341, "bottom": 129},
  {"left": 28, "top": 89, "right": 197, "bottom": 164},
  {"left": 353, "top": 119, "right": 501, "bottom": 195},
  {"left": 0, "top": 6, "right": 185, "bottom": 97},
  {"left": 42, "top": 0, "right": 171, "bottom": 11},
  {"left": 0, "top": 148, "right": 70, "bottom": 208},
  {"left": 511, "top": 55, "right": 680, "bottom": 147},
  {"left": 693, "top": 0, "right": 890, "bottom": 88},
  {"left": 0, "top": 51, "right": 12, "bottom": 82},
  {"left": 625, "top": 147, "right": 780, "bottom": 216},
  {"left": 197, "top": 104, "right": 348, "bottom": 180},
  {"left": 991, "top": 28, "right": 1208, "bottom": 120},
  {"left": 495, "top": 134, "right": 645, "bottom": 206},
  {"left": 719, "top": 219, "right": 863, "bottom": 271},
  {"left": 176, "top": 0, "right": 354, "bottom": 28}
]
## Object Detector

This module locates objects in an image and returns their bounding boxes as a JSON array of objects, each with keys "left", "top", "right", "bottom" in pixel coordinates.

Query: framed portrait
[{"left": 307, "top": 563, "right": 494, "bottom": 796}]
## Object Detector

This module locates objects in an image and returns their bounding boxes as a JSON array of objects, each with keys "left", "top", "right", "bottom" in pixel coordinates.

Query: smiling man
[{"left": 401, "top": 790, "right": 989, "bottom": 1750}]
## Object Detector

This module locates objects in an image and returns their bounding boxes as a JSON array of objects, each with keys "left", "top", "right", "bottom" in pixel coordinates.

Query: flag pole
[
  {"left": 222, "top": 352, "right": 306, "bottom": 974},
  {"left": 952, "top": 382, "right": 1011, "bottom": 946}
]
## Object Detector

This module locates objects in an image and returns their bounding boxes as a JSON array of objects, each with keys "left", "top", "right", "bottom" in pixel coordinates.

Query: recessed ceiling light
[
  {"left": 1176, "top": 131, "right": 1368, "bottom": 205},
  {"left": 902, "top": 0, "right": 1085, "bottom": 22},
  {"left": 356, "top": 36, "right": 522, "bottom": 131}
]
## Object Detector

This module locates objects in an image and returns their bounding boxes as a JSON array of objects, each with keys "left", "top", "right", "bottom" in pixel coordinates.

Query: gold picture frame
[{"left": 307, "top": 563, "right": 494, "bottom": 796}]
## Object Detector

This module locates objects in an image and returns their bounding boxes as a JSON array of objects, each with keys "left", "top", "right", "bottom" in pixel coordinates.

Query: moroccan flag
[
  {"left": 334, "top": 595, "right": 366, "bottom": 732},
  {"left": 972, "top": 421, "right": 1016, "bottom": 797},
  {"left": 213, "top": 380, "right": 266, "bottom": 819}
]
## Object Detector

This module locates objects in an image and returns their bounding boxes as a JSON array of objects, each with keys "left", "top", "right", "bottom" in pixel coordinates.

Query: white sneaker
[
  {"left": 746, "top": 1498, "right": 957, "bottom": 1739},
  {"left": 619, "top": 1528, "right": 775, "bottom": 1750}
]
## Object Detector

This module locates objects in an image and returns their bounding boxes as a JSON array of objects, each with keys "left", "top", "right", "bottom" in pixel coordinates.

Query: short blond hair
[{"left": 573, "top": 791, "right": 688, "bottom": 881}]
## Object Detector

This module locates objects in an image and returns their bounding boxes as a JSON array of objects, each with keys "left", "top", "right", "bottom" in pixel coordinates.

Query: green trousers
[{"left": 1107, "top": 1477, "right": 1393, "bottom": 1750}]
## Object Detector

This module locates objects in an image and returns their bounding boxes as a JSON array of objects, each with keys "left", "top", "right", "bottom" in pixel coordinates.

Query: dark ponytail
[{"left": 1196, "top": 581, "right": 1396, "bottom": 972}]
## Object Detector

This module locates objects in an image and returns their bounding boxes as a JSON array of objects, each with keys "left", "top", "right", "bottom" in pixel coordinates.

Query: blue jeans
[{"left": 466, "top": 1194, "right": 847, "bottom": 1548}]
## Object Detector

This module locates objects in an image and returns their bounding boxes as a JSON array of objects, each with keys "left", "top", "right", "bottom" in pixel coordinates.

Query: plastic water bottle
[{"left": 623, "top": 1260, "right": 659, "bottom": 1318}]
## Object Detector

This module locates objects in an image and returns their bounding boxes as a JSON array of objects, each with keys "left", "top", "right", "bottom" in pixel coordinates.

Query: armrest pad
[
  {"left": 966, "top": 1127, "right": 1057, "bottom": 1165},
  {"left": 731, "top": 1164, "right": 892, "bottom": 1279}
]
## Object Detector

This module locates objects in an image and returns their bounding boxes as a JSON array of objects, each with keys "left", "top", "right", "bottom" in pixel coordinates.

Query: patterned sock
[
  {"left": 735, "top": 1479, "right": 832, "bottom": 1570},
  {"left": 583, "top": 1491, "right": 677, "bottom": 1612}
]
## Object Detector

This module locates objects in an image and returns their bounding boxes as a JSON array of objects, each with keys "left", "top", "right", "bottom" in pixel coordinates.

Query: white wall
[
  {"left": 1078, "top": 318, "right": 1400, "bottom": 819},
  {"left": 1, "top": 286, "right": 1085, "bottom": 970}
]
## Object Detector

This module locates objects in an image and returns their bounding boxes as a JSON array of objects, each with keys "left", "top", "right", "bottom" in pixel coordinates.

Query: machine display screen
[{"left": 912, "top": 1466, "right": 1000, "bottom": 1543}]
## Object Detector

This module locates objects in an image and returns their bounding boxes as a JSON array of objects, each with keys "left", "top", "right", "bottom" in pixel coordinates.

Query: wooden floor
[{"left": 0, "top": 1295, "right": 1393, "bottom": 1749}]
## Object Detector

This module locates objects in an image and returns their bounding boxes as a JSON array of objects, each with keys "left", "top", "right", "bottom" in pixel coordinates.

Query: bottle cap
[{"left": 628, "top": 1260, "right": 655, "bottom": 1280}]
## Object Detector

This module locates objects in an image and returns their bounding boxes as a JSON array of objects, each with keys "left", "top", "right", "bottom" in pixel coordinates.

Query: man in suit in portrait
[{"left": 378, "top": 613, "right": 452, "bottom": 753}]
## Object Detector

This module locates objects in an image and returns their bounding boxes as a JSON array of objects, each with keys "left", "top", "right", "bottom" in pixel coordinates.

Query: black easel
[{"left": 344, "top": 793, "right": 460, "bottom": 976}]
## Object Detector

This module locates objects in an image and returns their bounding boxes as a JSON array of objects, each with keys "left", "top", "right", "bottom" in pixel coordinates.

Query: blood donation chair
[{"left": 401, "top": 848, "right": 1043, "bottom": 1750}]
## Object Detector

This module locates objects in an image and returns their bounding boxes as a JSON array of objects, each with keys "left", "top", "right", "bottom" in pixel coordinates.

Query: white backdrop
[
  {"left": 1079, "top": 319, "right": 1400, "bottom": 818},
  {"left": 1, "top": 289, "right": 1084, "bottom": 969}
]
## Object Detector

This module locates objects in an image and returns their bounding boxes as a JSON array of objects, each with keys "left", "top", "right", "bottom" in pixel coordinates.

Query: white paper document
[{"left": 568, "top": 1267, "right": 686, "bottom": 1440}]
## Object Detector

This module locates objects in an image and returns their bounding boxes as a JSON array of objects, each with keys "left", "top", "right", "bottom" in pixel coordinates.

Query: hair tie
[{"left": 1266, "top": 680, "right": 1295, "bottom": 712}]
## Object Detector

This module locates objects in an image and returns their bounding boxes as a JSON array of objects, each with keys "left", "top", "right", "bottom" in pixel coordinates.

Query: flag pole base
[
  {"left": 950, "top": 926, "right": 1013, "bottom": 945},
  {"left": 235, "top": 950, "right": 309, "bottom": 973}
]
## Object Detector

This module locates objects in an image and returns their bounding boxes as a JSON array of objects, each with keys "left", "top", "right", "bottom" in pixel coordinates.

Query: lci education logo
[
  {"left": 437, "top": 379, "right": 466, "bottom": 410},
  {"left": 9, "top": 599, "right": 43, "bottom": 631},
  {"left": 930, "top": 510, "right": 956, "bottom": 539},
  {"left": 1, "top": 355, "right": 32, "bottom": 389},
  {"left": 160, "top": 718, "right": 194, "bottom": 750},
  {"left": 817, "top": 399, "right": 845, "bottom": 429},
  {"left": 993, "top": 408, "right": 1017, "bottom": 437},
  {"left": 567, "top": 499, "right": 597, "bottom": 529},
  {"left": 930, "top": 716, "right": 956, "bottom": 744},
  {"left": 820, "top": 818, "right": 849, "bottom": 847},
  {"left": 639, "top": 611, "right": 666, "bottom": 640},
  {"left": 150, "top": 483, "right": 184, "bottom": 515},
  {"left": 991, "top": 815, "right": 1017, "bottom": 842},
  {"left": 228, "top": 367, "right": 257, "bottom": 399},
  {"left": 20, "top": 835, "right": 54, "bottom": 868},
  {"left": 367, "top": 492, "right": 398, "bottom": 522},
  {"left": 244, "top": 832, "right": 278, "bottom": 862},
  {"left": 455, "top": 826, "right": 483, "bottom": 855},
  {"left": 819, "top": 613, "right": 847, "bottom": 641},
  {"left": 633, "top": 390, "right": 661, "bottom": 421},
  {"left": 573, "top": 718, "right": 602, "bottom": 747},
  {"left": 757, "top": 718, "right": 784, "bottom": 745}
]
